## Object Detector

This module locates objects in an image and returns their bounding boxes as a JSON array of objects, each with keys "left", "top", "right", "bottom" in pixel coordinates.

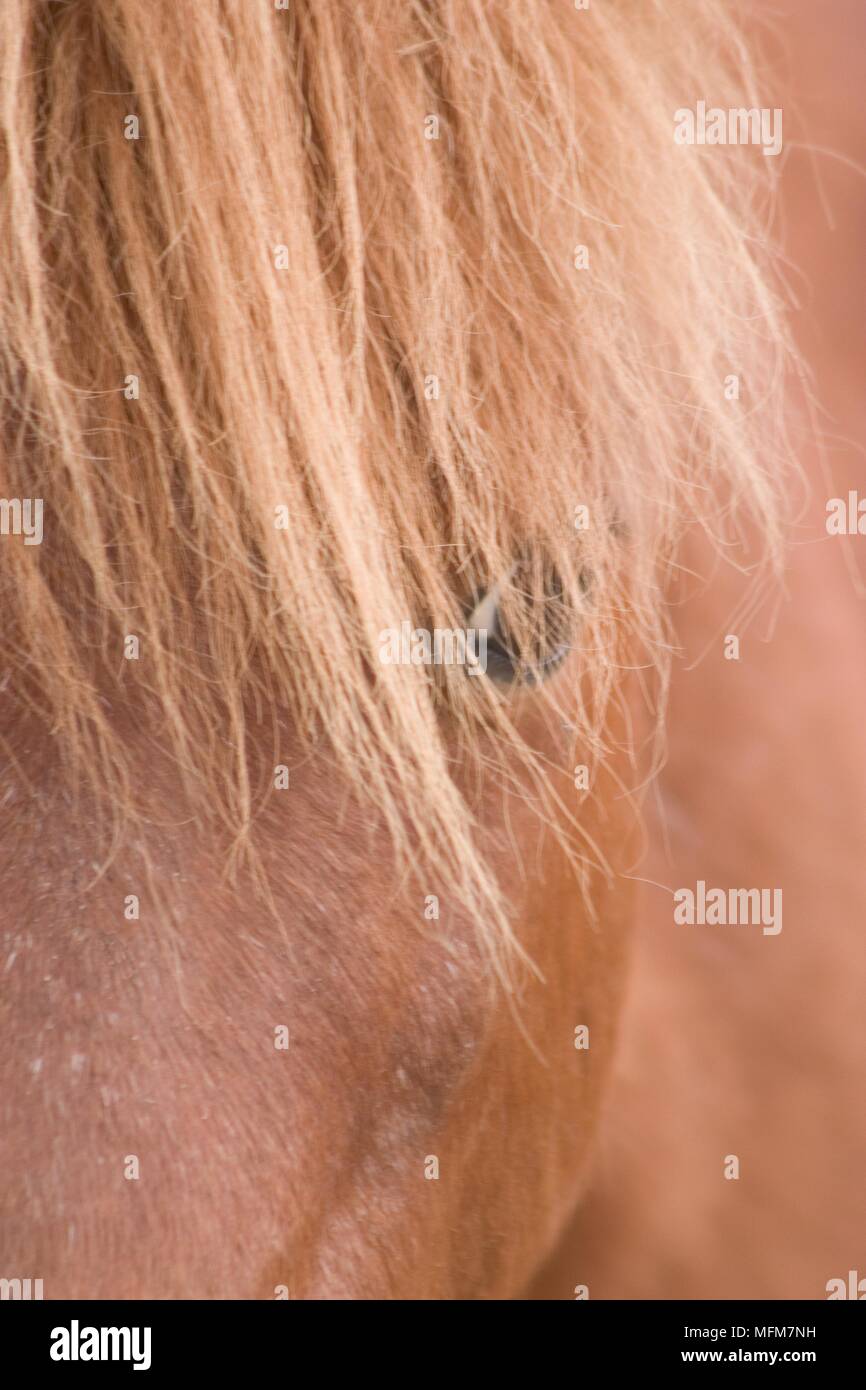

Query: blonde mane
[{"left": 0, "top": 0, "right": 797, "bottom": 974}]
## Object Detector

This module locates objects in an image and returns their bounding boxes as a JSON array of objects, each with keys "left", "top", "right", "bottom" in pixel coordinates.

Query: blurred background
[{"left": 531, "top": 0, "right": 866, "bottom": 1298}]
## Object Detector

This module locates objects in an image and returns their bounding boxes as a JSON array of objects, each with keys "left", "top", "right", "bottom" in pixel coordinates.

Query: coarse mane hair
[{"left": 0, "top": 0, "right": 797, "bottom": 975}]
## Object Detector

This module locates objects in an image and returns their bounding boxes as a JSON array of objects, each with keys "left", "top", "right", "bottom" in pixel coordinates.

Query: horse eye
[{"left": 465, "top": 564, "right": 580, "bottom": 686}]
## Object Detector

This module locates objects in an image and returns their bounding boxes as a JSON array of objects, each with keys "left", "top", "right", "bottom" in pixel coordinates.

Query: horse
[{"left": 1, "top": 0, "right": 855, "bottom": 1299}]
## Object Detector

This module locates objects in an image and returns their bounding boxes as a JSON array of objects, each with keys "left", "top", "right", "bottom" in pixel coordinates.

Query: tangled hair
[{"left": 0, "top": 0, "right": 796, "bottom": 974}]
